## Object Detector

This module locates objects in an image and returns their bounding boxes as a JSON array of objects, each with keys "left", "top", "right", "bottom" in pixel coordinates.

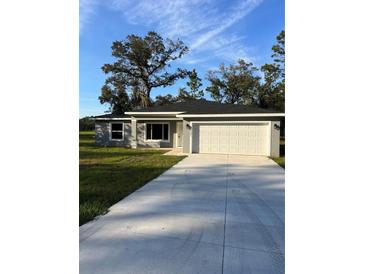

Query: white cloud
[
  {"left": 209, "top": 35, "right": 256, "bottom": 63},
  {"left": 79, "top": 0, "right": 99, "bottom": 32},
  {"left": 81, "top": 0, "right": 263, "bottom": 63},
  {"left": 180, "top": 34, "right": 256, "bottom": 68},
  {"left": 110, "top": 0, "right": 217, "bottom": 38},
  {"left": 183, "top": 57, "right": 211, "bottom": 65},
  {"left": 189, "top": 0, "right": 262, "bottom": 49}
]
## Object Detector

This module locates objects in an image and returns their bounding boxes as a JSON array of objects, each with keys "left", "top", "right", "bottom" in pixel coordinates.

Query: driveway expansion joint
[
  {"left": 80, "top": 154, "right": 285, "bottom": 274},
  {"left": 221, "top": 154, "right": 229, "bottom": 274}
]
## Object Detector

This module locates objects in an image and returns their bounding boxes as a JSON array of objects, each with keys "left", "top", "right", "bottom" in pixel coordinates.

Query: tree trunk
[{"left": 146, "top": 87, "right": 152, "bottom": 107}]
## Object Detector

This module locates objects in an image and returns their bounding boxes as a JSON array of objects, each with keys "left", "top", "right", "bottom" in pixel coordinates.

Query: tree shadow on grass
[
  {"left": 79, "top": 162, "right": 285, "bottom": 274},
  {"left": 79, "top": 160, "right": 185, "bottom": 225}
]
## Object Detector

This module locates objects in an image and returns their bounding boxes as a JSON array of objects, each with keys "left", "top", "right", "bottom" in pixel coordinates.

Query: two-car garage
[
  {"left": 191, "top": 122, "right": 273, "bottom": 156},
  {"left": 97, "top": 100, "right": 283, "bottom": 157}
]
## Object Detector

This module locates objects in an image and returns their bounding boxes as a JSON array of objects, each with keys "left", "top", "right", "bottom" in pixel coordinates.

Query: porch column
[{"left": 131, "top": 118, "right": 137, "bottom": 149}]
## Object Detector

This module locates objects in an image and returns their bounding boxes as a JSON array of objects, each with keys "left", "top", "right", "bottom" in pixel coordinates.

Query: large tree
[
  {"left": 272, "top": 30, "right": 285, "bottom": 67},
  {"left": 99, "top": 32, "right": 189, "bottom": 113},
  {"left": 178, "top": 69, "right": 204, "bottom": 100},
  {"left": 258, "top": 30, "right": 285, "bottom": 111},
  {"left": 206, "top": 59, "right": 261, "bottom": 104},
  {"left": 99, "top": 79, "right": 131, "bottom": 114},
  {"left": 154, "top": 94, "right": 178, "bottom": 106}
]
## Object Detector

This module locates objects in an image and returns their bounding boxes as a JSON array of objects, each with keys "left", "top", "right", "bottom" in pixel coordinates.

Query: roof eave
[
  {"left": 93, "top": 117, "right": 132, "bottom": 120},
  {"left": 125, "top": 111, "right": 186, "bottom": 115},
  {"left": 176, "top": 113, "right": 285, "bottom": 118}
]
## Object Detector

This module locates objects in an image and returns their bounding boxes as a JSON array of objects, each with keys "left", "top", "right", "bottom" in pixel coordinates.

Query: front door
[{"left": 176, "top": 122, "right": 183, "bottom": 147}]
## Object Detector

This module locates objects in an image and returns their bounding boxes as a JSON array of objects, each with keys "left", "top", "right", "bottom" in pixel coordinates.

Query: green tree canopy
[
  {"left": 258, "top": 30, "right": 285, "bottom": 111},
  {"left": 79, "top": 117, "right": 95, "bottom": 131},
  {"left": 272, "top": 30, "right": 285, "bottom": 66},
  {"left": 154, "top": 94, "right": 178, "bottom": 106},
  {"left": 206, "top": 59, "right": 261, "bottom": 105},
  {"left": 178, "top": 69, "right": 204, "bottom": 100},
  {"left": 99, "top": 32, "right": 189, "bottom": 113},
  {"left": 99, "top": 80, "right": 131, "bottom": 114}
]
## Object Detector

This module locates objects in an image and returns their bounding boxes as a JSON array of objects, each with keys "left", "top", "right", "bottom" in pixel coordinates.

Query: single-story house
[{"left": 94, "top": 99, "right": 285, "bottom": 157}]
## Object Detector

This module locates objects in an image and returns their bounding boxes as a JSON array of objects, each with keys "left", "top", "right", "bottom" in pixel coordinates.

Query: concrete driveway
[{"left": 80, "top": 154, "right": 285, "bottom": 274}]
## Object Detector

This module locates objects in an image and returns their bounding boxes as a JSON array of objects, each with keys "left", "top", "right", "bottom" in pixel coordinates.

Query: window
[
  {"left": 146, "top": 123, "right": 169, "bottom": 141},
  {"left": 110, "top": 123, "right": 124, "bottom": 140}
]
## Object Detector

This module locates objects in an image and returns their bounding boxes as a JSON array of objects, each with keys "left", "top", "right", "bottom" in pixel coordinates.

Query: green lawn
[
  {"left": 272, "top": 157, "right": 285, "bottom": 169},
  {"left": 79, "top": 131, "right": 185, "bottom": 226}
]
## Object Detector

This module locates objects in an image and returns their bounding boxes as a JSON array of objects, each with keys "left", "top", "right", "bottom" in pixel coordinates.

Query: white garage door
[{"left": 194, "top": 123, "right": 270, "bottom": 155}]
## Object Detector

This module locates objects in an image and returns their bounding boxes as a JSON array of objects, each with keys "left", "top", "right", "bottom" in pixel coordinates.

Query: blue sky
[{"left": 80, "top": 0, "right": 284, "bottom": 117}]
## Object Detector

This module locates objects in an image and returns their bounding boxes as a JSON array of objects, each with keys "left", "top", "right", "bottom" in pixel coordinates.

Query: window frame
[
  {"left": 109, "top": 122, "right": 124, "bottom": 141},
  {"left": 144, "top": 122, "right": 170, "bottom": 142}
]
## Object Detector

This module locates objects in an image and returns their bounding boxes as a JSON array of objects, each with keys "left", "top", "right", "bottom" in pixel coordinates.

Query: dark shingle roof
[
  {"left": 132, "top": 99, "right": 280, "bottom": 114},
  {"left": 93, "top": 113, "right": 131, "bottom": 119},
  {"left": 94, "top": 99, "right": 282, "bottom": 119}
]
